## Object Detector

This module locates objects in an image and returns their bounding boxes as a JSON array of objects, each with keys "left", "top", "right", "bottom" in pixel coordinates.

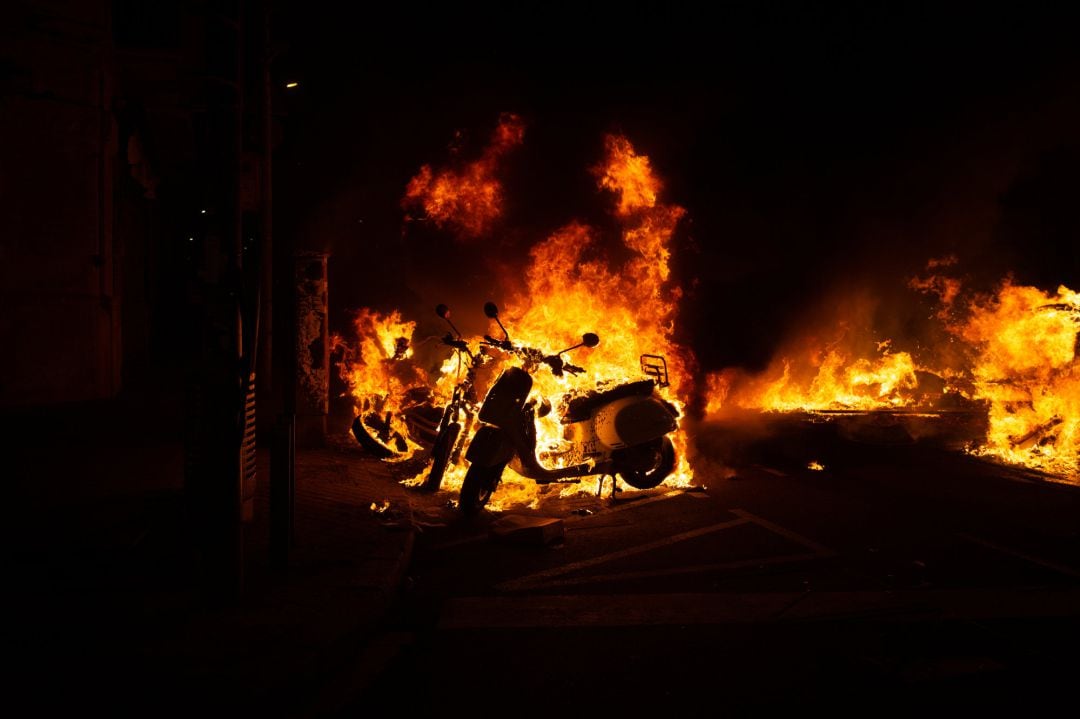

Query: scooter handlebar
[{"left": 482, "top": 336, "right": 587, "bottom": 377}]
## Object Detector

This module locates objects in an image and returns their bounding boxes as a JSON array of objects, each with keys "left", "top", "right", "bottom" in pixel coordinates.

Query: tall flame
[
  {"left": 507, "top": 136, "right": 692, "bottom": 493},
  {"left": 402, "top": 113, "right": 525, "bottom": 240},
  {"left": 345, "top": 130, "right": 695, "bottom": 507}
]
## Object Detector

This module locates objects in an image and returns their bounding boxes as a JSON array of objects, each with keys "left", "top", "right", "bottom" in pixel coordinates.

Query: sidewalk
[
  {"left": 11, "top": 408, "right": 417, "bottom": 715},
  {"left": 137, "top": 445, "right": 417, "bottom": 713}
]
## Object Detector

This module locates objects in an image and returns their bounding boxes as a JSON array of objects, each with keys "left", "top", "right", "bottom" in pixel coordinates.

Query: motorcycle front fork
[{"left": 451, "top": 412, "right": 475, "bottom": 465}]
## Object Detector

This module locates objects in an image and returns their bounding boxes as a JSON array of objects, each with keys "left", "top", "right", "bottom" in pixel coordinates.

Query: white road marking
[
  {"left": 508, "top": 552, "right": 822, "bottom": 591},
  {"left": 440, "top": 588, "right": 1080, "bottom": 629},
  {"left": 730, "top": 509, "right": 835, "bottom": 557},
  {"left": 956, "top": 532, "right": 1080, "bottom": 579},
  {"left": 497, "top": 517, "right": 751, "bottom": 591},
  {"left": 499, "top": 508, "right": 835, "bottom": 591}
]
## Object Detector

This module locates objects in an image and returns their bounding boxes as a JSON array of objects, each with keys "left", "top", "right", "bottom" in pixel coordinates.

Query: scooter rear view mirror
[
  {"left": 484, "top": 302, "right": 499, "bottom": 319},
  {"left": 583, "top": 333, "right": 600, "bottom": 348}
]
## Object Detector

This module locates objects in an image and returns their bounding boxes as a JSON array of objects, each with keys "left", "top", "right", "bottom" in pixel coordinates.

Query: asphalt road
[{"left": 324, "top": 417, "right": 1080, "bottom": 715}]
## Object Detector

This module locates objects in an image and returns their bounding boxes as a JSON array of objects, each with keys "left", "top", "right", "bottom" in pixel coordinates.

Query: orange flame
[
  {"left": 332, "top": 309, "right": 430, "bottom": 458},
  {"left": 707, "top": 325, "right": 925, "bottom": 414},
  {"left": 402, "top": 113, "right": 525, "bottom": 240},
  {"left": 953, "top": 281, "right": 1078, "bottom": 476}
]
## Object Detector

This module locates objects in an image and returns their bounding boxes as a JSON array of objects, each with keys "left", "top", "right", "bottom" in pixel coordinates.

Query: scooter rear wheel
[
  {"left": 460, "top": 462, "right": 504, "bottom": 515},
  {"left": 615, "top": 436, "right": 676, "bottom": 490}
]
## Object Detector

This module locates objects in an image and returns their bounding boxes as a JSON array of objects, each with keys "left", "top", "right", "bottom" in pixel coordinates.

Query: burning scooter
[{"left": 459, "top": 302, "right": 679, "bottom": 514}]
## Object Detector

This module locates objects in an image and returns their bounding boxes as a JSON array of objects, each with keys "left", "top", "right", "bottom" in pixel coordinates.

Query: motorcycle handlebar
[{"left": 441, "top": 333, "right": 472, "bottom": 352}]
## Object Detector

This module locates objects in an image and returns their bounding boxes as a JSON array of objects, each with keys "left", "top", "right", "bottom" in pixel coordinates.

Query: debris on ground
[{"left": 370, "top": 499, "right": 410, "bottom": 528}]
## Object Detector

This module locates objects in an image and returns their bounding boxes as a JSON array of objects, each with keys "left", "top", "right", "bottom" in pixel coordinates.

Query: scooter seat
[{"left": 561, "top": 379, "right": 656, "bottom": 423}]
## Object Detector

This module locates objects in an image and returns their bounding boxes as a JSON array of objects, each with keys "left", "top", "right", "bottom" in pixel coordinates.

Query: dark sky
[{"left": 275, "top": 5, "right": 1080, "bottom": 369}]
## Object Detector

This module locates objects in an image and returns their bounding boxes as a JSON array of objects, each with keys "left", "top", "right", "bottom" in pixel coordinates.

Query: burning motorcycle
[
  {"left": 349, "top": 304, "right": 487, "bottom": 493},
  {"left": 348, "top": 339, "right": 441, "bottom": 459},
  {"left": 416, "top": 303, "right": 488, "bottom": 491},
  {"left": 459, "top": 301, "right": 679, "bottom": 515}
]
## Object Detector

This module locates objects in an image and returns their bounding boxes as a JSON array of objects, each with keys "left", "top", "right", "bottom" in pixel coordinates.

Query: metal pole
[
  {"left": 258, "top": 0, "right": 274, "bottom": 424},
  {"left": 268, "top": 0, "right": 295, "bottom": 568},
  {"left": 185, "top": 0, "right": 246, "bottom": 603}
]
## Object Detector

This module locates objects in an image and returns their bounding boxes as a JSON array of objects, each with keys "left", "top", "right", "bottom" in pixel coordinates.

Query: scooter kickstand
[
  {"left": 596, "top": 474, "right": 607, "bottom": 497},
  {"left": 610, "top": 475, "right": 621, "bottom": 500}
]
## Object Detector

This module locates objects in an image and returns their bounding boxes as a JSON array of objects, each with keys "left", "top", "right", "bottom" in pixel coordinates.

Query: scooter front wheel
[{"left": 460, "top": 461, "right": 504, "bottom": 515}]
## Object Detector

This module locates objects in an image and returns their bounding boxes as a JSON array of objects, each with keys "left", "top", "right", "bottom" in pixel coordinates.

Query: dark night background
[
  {"left": 5, "top": 2, "right": 1076, "bottom": 404},
  {"left": 274, "top": 5, "right": 1079, "bottom": 372}
]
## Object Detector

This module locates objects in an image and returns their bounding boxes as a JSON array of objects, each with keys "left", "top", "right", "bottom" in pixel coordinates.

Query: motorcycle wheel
[
  {"left": 351, "top": 415, "right": 406, "bottom": 459},
  {"left": 460, "top": 461, "right": 504, "bottom": 515},
  {"left": 420, "top": 421, "right": 460, "bottom": 492},
  {"left": 615, "top": 436, "right": 676, "bottom": 490}
]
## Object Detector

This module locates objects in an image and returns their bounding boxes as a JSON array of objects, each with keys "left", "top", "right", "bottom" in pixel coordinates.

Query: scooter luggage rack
[{"left": 640, "top": 354, "right": 669, "bottom": 388}]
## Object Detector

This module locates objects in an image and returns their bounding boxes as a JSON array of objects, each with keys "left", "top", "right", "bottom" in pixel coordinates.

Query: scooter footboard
[{"left": 465, "top": 425, "right": 515, "bottom": 468}]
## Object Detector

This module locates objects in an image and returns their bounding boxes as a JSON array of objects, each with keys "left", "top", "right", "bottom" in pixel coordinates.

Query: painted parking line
[
  {"left": 497, "top": 516, "right": 751, "bottom": 591},
  {"left": 956, "top": 532, "right": 1080, "bottom": 579},
  {"left": 506, "top": 552, "right": 823, "bottom": 591},
  {"left": 441, "top": 588, "right": 1080, "bottom": 629},
  {"left": 730, "top": 509, "right": 835, "bottom": 557},
  {"left": 499, "top": 508, "right": 835, "bottom": 591}
]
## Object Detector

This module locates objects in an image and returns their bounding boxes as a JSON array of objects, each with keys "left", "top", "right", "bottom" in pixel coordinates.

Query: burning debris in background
[
  {"left": 401, "top": 112, "right": 526, "bottom": 240},
  {"left": 926, "top": 276, "right": 1079, "bottom": 477},
  {"left": 706, "top": 256, "right": 1079, "bottom": 480}
]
